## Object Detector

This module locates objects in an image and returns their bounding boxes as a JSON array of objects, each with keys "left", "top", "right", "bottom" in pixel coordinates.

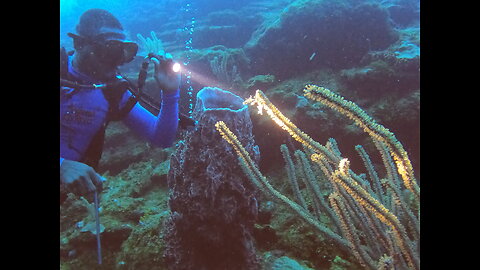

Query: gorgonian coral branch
[
  {"left": 218, "top": 86, "right": 419, "bottom": 269},
  {"left": 303, "top": 85, "right": 419, "bottom": 201},
  {"left": 326, "top": 158, "right": 419, "bottom": 270},
  {"left": 215, "top": 120, "right": 350, "bottom": 250},
  {"left": 244, "top": 90, "right": 341, "bottom": 164}
]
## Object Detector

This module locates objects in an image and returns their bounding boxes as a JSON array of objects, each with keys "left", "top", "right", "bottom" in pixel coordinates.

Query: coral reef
[
  {"left": 244, "top": 0, "right": 398, "bottom": 79},
  {"left": 340, "top": 26, "right": 419, "bottom": 98},
  {"left": 164, "top": 87, "right": 260, "bottom": 270},
  {"left": 171, "top": 45, "right": 251, "bottom": 92},
  {"left": 267, "top": 255, "right": 314, "bottom": 270},
  {"left": 60, "top": 122, "right": 174, "bottom": 269},
  {"left": 246, "top": 74, "right": 277, "bottom": 91},
  {"left": 60, "top": 0, "right": 419, "bottom": 268},
  {"left": 381, "top": 0, "right": 419, "bottom": 27},
  {"left": 190, "top": 9, "right": 260, "bottom": 49},
  {"left": 208, "top": 46, "right": 247, "bottom": 88},
  {"left": 216, "top": 85, "right": 419, "bottom": 269}
]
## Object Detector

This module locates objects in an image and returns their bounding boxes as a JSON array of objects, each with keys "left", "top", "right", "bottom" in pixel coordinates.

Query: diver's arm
[
  {"left": 122, "top": 54, "right": 181, "bottom": 147},
  {"left": 122, "top": 89, "right": 180, "bottom": 147}
]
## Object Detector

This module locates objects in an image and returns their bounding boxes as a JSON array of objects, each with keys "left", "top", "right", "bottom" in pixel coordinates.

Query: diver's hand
[
  {"left": 151, "top": 54, "right": 181, "bottom": 93},
  {"left": 60, "top": 159, "right": 105, "bottom": 199}
]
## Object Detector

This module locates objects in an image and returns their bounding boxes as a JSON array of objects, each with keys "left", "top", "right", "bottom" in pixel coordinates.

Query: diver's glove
[{"left": 150, "top": 53, "right": 181, "bottom": 93}]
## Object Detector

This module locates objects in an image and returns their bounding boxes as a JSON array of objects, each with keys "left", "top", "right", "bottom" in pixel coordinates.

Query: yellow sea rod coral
[
  {"left": 303, "top": 85, "right": 419, "bottom": 200},
  {"left": 244, "top": 90, "right": 340, "bottom": 164},
  {"left": 217, "top": 86, "right": 419, "bottom": 270},
  {"left": 330, "top": 166, "right": 418, "bottom": 270},
  {"left": 215, "top": 121, "right": 350, "bottom": 250}
]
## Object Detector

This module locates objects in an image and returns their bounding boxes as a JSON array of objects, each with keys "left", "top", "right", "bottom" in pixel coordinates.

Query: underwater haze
[{"left": 60, "top": 0, "right": 420, "bottom": 269}]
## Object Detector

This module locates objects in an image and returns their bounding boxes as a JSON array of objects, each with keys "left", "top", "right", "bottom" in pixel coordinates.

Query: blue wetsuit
[{"left": 60, "top": 56, "right": 179, "bottom": 166}]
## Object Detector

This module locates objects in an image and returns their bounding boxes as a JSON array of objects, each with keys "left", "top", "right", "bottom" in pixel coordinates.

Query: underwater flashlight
[
  {"left": 172, "top": 62, "right": 181, "bottom": 73},
  {"left": 146, "top": 53, "right": 181, "bottom": 73}
]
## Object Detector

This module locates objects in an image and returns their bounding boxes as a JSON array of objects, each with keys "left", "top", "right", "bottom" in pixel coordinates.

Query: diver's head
[{"left": 68, "top": 9, "right": 138, "bottom": 79}]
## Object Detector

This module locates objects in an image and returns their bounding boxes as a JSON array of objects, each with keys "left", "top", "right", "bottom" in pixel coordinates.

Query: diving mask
[{"left": 68, "top": 32, "right": 139, "bottom": 65}]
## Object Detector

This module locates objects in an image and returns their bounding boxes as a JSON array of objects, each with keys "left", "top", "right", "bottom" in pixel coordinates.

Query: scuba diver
[{"left": 60, "top": 9, "right": 182, "bottom": 200}]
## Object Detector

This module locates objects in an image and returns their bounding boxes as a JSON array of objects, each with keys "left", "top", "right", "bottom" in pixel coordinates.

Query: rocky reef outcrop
[
  {"left": 244, "top": 0, "right": 398, "bottom": 79},
  {"left": 164, "top": 87, "right": 261, "bottom": 270}
]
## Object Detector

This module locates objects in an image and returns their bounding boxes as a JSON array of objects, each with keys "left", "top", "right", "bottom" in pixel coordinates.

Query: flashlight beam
[{"left": 172, "top": 62, "right": 181, "bottom": 73}]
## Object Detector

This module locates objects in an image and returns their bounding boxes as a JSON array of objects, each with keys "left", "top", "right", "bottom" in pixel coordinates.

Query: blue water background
[{"left": 60, "top": 0, "right": 260, "bottom": 50}]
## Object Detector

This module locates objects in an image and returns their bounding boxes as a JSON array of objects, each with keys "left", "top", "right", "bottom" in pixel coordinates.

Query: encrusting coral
[{"left": 215, "top": 84, "right": 419, "bottom": 270}]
